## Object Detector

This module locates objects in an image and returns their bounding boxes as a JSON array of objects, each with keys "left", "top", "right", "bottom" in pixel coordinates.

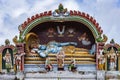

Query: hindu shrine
[{"left": 0, "top": 4, "right": 120, "bottom": 80}]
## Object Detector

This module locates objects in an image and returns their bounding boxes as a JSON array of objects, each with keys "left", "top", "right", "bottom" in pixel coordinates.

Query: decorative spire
[
  {"left": 53, "top": 4, "right": 69, "bottom": 17},
  {"left": 5, "top": 39, "right": 10, "bottom": 45},
  {"left": 110, "top": 39, "right": 115, "bottom": 44},
  {"left": 55, "top": 3, "right": 67, "bottom": 14}
]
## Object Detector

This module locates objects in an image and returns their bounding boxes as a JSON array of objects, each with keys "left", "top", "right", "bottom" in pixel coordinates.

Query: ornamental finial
[{"left": 53, "top": 4, "right": 69, "bottom": 17}]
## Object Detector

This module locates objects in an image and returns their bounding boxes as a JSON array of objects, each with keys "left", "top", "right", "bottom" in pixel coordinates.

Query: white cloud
[
  {"left": 0, "top": 0, "right": 120, "bottom": 45},
  {"left": 93, "top": 0, "right": 120, "bottom": 44}
]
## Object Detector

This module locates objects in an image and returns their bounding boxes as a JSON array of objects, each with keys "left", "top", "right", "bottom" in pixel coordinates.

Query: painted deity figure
[
  {"left": 32, "top": 41, "right": 77, "bottom": 58},
  {"left": 45, "top": 57, "right": 53, "bottom": 71},
  {"left": 3, "top": 49, "right": 12, "bottom": 72},
  {"left": 68, "top": 57, "right": 76, "bottom": 71},
  {"left": 14, "top": 47, "right": 25, "bottom": 71},
  {"left": 67, "top": 28, "right": 75, "bottom": 37},
  {"left": 78, "top": 32, "right": 91, "bottom": 46},
  {"left": 47, "top": 28, "right": 56, "bottom": 37},
  {"left": 108, "top": 47, "right": 117, "bottom": 71},
  {"left": 56, "top": 50, "right": 65, "bottom": 70},
  {"left": 98, "top": 49, "right": 105, "bottom": 70}
]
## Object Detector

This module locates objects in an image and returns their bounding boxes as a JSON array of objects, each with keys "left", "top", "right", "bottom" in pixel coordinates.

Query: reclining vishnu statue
[{"left": 31, "top": 41, "right": 77, "bottom": 58}]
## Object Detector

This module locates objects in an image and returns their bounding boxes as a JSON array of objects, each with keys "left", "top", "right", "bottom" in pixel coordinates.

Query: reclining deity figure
[{"left": 32, "top": 41, "right": 77, "bottom": 58}]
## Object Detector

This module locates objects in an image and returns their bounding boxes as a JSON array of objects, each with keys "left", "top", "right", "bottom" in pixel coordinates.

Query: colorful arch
[{"left": 19, "top": 5, "right": 103, "bottom": 42}]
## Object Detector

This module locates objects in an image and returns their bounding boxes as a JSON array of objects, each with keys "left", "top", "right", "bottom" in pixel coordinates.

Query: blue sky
[{"left": 0, "top": 0, "right": 120, "bottom": 45}]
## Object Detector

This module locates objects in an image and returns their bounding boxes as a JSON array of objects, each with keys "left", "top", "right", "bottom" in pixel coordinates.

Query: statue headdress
[
  {"left": 6, "top": 49, "right": 10, "bottom": 56},
  {"left": 110, "top": 47, "right": 115, "bottom": 53}
]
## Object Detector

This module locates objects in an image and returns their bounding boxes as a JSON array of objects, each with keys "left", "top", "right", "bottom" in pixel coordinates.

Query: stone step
[
  {"left": 24, "top": 71, "right": 96, "bottom": 80},
  {"left": 24, "top": 61, "right": 96, "bottom": 64},
  {"left": 25, "top": 78, "right": 96, "bottom": 80},
  {"left": 25, "top": 53, "right": 94, "bottom": 57},
  {"left": 25, "top": 57, "right": 95, "bottom": 61}
]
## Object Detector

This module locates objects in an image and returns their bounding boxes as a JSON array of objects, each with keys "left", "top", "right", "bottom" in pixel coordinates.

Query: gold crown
[{"left": 110, "top": 47, "right": 115, "bottom": 53}]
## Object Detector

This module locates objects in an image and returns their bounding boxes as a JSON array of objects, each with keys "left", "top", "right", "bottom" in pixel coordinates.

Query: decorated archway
[{"left": 14, "top": 4, "right": 108, "bottom": 72}]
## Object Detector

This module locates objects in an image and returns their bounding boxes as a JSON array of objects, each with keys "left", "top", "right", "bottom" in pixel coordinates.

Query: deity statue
[
  {"left": 68, "top": 57, "right": 76, "bottom": 71},
  {"left": 3, "top": 49, "right": 12, "bottom": 72},
  {"left": 56, "top": 50, "right": 65, "bottom": 70},
  {"left": 32, "top": 41, "right": 77, "bottom": 58},
  {"left": 47, "top": 28, "right": 56, "bottom": 37},
  {"left": 98, "top": 49, "right": 105, "bottom": 70},
  {"left": 67, "top": 28, "right": 76, "bottom": 37},
  {"left": 78, "top": 33, "right": 91, "bottom": 46},
  {"left": 107, "top": 47, "right": 117, "bottom": 71},
  {"left": 14, "top": 45, "right": 25, "bottom": 72},
  {"left": 45, "top": 57, "right": 53, "bottom": 71}
]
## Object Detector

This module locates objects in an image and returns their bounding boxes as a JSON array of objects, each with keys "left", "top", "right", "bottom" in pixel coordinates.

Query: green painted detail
[
  {"left": 55, "top": 4, "right": 67, "bottom": 14},
  {"left": 21, "top": 16, "right": 99, "bottom": 39}
]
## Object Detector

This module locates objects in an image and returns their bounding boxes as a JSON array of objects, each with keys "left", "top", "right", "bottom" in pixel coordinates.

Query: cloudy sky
[{"left": 0, "top": 0, "right": 120, "bottom": 45}]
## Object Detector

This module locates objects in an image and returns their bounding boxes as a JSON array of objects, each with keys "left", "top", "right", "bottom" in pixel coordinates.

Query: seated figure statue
[
  {"left": 32, "top": 41, "right": 77, "bottom": 58},
  {"left": 45, "top": 57, "right": 53, "bottom": 71},
  {"left": 68, "top": 58, "right": 76, "bottom": 71}
]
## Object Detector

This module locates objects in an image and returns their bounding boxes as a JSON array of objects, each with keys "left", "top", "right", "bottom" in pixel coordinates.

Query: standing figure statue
[
  {"left": 45, "top": 57, "right": 53, "bottom": 71},
  {"left": 3, "top": 49, "right": 12, "bottom": 72},
  {"left": 98, "top": 49, "right": 105, "bottom": 70},
  {"left": 56, "top": 50, "right": 65, "bottom": 70},
  {"left": 68, "top": 57, "right": 76, "bottom": 71},
  {"left": 108, "top": 47, "right": 117, "bottom": 71},
  {"left": 14, "top": 47, "right": 25, "bottom": 72}
]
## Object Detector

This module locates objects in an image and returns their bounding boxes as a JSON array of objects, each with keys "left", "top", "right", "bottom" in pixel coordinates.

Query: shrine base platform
[{"left": 25, "top": 71, "right": 96, "bottom": 80}]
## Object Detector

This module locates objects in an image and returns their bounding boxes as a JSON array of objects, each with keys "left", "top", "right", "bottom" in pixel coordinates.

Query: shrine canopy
[{"left": 18, "top": 4, "right": 104, "bottom": 43}]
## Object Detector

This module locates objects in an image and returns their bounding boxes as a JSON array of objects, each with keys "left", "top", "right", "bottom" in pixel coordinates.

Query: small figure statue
[
  {"left": 47, "top": 28, "right": 56, "bottom": 37},
  {"left": 67, "top": 28, "right": 75, "bottom": 37},
  {"left": 14, "top": 44, "right": 25, "bottom": 72},
  {"left": 56, "top": 50, "right": 65, "bottom": 70},
  {"left": 107, "top": 47, "right": 117, "bottom": 71},
  {"left": 5, "top": 39, "right": 10, "bottom": 45},
  {"left": 13, "top": 36, "right": 18, "bottom": 44},
  {"left": 68, "top": 57, "right": 76, "bottom": 71},
  {"left": 78, "top": 33, "right": 91, "bottom": 46},
  {"left": 45, "top": 57, "right": 53, "bottom": 71},
  {"left": 3, "top": 49, "right": 12, "bottom": 72},
  {"left": 98, "top": 49, "right": 105, "bottom": 70}
]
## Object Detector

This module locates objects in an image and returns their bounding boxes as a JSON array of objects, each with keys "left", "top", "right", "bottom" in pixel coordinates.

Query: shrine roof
[{"left": 19, "top": 4, "right": 103, "bottom": 38}]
